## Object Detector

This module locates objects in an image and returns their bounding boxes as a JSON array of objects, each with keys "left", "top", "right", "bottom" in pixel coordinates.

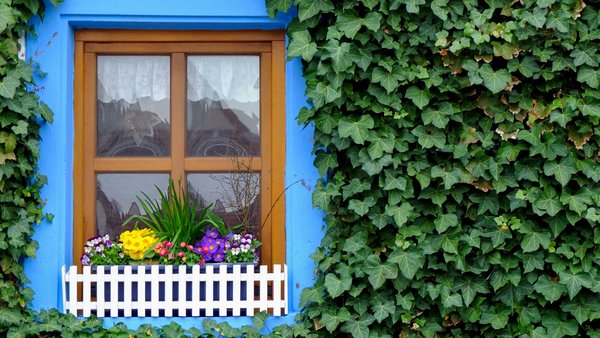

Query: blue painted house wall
[{"left": 24, "top": 0, "right": 321, "bottom": 329}]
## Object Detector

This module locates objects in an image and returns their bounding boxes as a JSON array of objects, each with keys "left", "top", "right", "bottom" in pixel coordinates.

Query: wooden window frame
[{"left": 73, "top": 30, "right": 286, "bottom": 267}]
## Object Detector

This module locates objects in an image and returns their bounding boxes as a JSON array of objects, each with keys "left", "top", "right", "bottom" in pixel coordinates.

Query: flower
[
  {"left": 119, "top": 228, "right": 158, "bottom": 260},
  {"left": 206, "top": 229, "right": 219, "bottom": 239},
  {"left": 80, "top": 234, "right": 128, "bottom": 265}
]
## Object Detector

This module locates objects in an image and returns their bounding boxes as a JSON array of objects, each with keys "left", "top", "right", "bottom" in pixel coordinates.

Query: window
[{"left": 73, "top": 30, "right": 286, "bottom": 266}]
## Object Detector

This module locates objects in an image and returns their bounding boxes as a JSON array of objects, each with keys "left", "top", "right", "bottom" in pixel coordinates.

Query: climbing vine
[
  {"left": 5, "top": 0, "right": 600, "bottom": 337},
  {"left": 269, "top": 0, "right": 600, "bottom": 337},
  {"left": 0, "top": 0, "right": 56, "bottom": 330}
]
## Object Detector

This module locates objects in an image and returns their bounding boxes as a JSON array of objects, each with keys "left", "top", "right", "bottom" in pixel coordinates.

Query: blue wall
[{"left": 24, "top": 0, "right": 322, "bottom": 329}]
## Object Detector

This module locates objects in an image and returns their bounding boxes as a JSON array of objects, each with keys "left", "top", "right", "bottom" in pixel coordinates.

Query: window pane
[
  {"left": 96, "top": 173, "right": 169, "bottom": 238},
  {"left": 187, "top": 173, "right": 261, "bottom": 236},
  {"left": 186, "top": 56, "right": 260, "bottom": 157},
  {"left": 97, "top": 56, "right": 171, "bottom": 157}
]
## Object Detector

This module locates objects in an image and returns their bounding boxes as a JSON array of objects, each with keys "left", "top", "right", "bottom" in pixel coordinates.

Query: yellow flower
[{"left": 119, "top": 228, "right": 157, "bottom": 261}]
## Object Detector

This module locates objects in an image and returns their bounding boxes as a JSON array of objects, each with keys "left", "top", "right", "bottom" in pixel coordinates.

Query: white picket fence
[{"left": 61, "top": 264, "right": 288, "bottom": 318}]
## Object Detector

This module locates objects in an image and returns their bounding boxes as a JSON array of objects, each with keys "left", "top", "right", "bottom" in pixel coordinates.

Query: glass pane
[
  {"left": 97, "top": 56, "right": 171, "bottom": 157},
  {"left": 96, "top": 173, "right": 169, "bottom": 238},
  {"left": 186, "top": 56, "right": 260, "bottom": 157},
  {"left": 187, "top": 173, "right": 261, "bottom": 236}
]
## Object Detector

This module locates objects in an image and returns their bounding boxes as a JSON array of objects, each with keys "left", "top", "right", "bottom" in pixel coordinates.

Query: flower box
[{"left": 61, "top": 264, "right": 287, "bottom": 318}]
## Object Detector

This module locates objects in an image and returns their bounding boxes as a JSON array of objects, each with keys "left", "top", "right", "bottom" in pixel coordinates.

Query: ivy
[
  {"left": 270, "top": 0, "right": 600, "bottom": 336},
  {"left": 0, "top": 0, "right": 56, "bottom": 330}
]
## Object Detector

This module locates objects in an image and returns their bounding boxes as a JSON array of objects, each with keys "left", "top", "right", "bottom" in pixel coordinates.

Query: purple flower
[
  {"left": 81, "top": 254, "right": 91, "bottom": 266},
  {"left": 201, "top": 238, "right": 217, "bottom": 254},
  {"left": 207, "top": 229, "right": 219, "bottom": 239},
  {"left": 213, "top": 252, "right": 225, "bottom": 262}
]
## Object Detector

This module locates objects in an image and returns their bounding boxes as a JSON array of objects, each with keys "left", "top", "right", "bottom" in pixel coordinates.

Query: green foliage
[
  {"left": 270, "top": 0, "right": 600, "bottom": 336},
  {"left": 0, "top": 0, "right": 57, "bottom": 335},
  {"left": 124, "top": 178, "right": 223, "bottom": 245}
]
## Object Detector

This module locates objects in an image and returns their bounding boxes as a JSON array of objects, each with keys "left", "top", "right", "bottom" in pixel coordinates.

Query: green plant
[
  {"left": 124, "top": 178, "right": 223, "bottom": 245},
  {"left": 80, "top": 234, "right": 129, "bottom": 265},
  {"left": 267, "top": 0, "right": 600, "bottom": 337}
]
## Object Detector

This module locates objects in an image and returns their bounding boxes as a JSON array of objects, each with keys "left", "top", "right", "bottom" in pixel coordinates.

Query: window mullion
[{"left": 171, "top": 53, "right": 186, "bottom": 185}]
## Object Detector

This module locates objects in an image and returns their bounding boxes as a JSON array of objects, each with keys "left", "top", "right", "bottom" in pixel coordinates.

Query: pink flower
[
  {"left": 187, "top": 245, "right": 194, "bottom": 251},
  {"left": 155, "top": 244, "right": 162, "bottom": 251},
  {"left": 159, "top": 248, "right": 168, "bottom": 257},
  {"left": 166, "top": 242, "right": 174, "bottom": 248},
  {"left": 180, "top": 242, "right": 186, "bottom": 248},
  {"left": 162, "top": 240, "right": 168, "bottom": 245},
  {"left": 177, "top": 252, "right": 185, "bottom": 258}
]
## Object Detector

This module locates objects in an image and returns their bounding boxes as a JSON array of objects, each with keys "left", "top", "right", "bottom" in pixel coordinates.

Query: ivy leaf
[
  {"left": 521, "top": 252, "right": 545, "bottom": 273},
  {"left": 384, "top": 202, "right": 413, "bottom": 227},
  {"left": 336, "top": 13, "right": 362, "bottom": 39},
  {"left": 521, "top": 7, "right": 548, "bottom": 28},
  {"left": 434, "top": 214, "right": 458, "bottom": 233},
  {"left": 0, "top": 75, "right": 20, "bottom": 99},
  {"left": 391, "top": 0, "right": 426, "bottom": 13},
  {"left": 341, "top": 316, "right": 373, "bottom": 338},
  {"left": 343, "top": 233, "right": 367, "bottom": 252},
  {"left": 521, "top": 231, "right": 551, "bottom": 253},
  {"left": 0, "top": 4, "right": 16, "bottom": 33},
  {"left": 534, "top": 275, "right": 566, "bottom": 303},
  {"left": 11, "top": 120, "right": 28, "bottom": 136},
  {"left": 480, "top": 306, "right": 510, "bottom": 329},
  {"left": 405, "top": 86, "right": 431, "bottom": 110},
  {"left": 422, "top": 103, "right": 452, "bottom": 128},
  {"left": 542, "top": 312, "right": 578, "bottom": 337},
  {"left": 454, "top": 278, "right": 489, "bottom": 306},
  {"left": 336, "top": 12, "right": 382, "bottom": 39},
  {"left": 324, "top": 273, "right": 352, "bottom": 298},
  {"left": 323, "top": 39, "right": 353, "bottom": 72},
  {"left": 39, "top": 102, "right": 54, "bottom": 124},
  {"left": 577, "top": 67, "right": 600, "bottom": 88},
  {"left": 338, "top": 115, "right": 374, "bottom": 145},
  {"left": 534, "top": 189, "right": 562, "bottom": 217},
  {"left": 570, "top": 47, "right": 598, "bottom": 67},
  {"left": 371, "top": 298, "right": 395, "bottom": 322},
  {"left": 558, "top": 271, "right": 592, "bottom": 300},
  {"left": 560, "top": 191, "right": 591, "bottom": 215},
  {"left": 265, "top": 0, "right": 293, "bottom": 18},
  {"left": 543, "top": 156, "right": 577, "bottom": 186},
  {"left": 368, "top": 137, "right": 394, "bottom": 160},
  {"left": 372, "top": 67, "right": 401, "bottom": 93},
  {"left": 320, "top": 308, "right": 351, "bottom": 332},
  {"left": 348, "top": 196, "right": 376, "bottom": 216},
  {"left": 431, "top": 166, "right": 461, "bottom": 189},
  {"left": 288, "top": 31, "right": 318, "bottom": 61},
  {"left": 561, "top": 299, "right": 590, "bottom": 324},
  {"left": 0, "top": 308, "right": 23, "bottom": 326},
  {"left": 442, "top": 293, "right": 463, "bottom": 308},
  {"left": 10, "top": 62, "right": 33, "bottom": 82},
  {"left": 478, "top": 64, "right": 511, "bottom": 94},
  {"left": 363, "top": 255, "right": 398, "bottom": 289},
  {"left": 298, "top": 0, "right": 333, "bottom": 22},
  {"left": 388, "top": 249, "right": 424, "bottom": 279},
  {"left": 411, "top": 125, "right": 446, "bottom": 149},
  {"left": 382, "top": 170, "right": 407, "bottom": 191}
]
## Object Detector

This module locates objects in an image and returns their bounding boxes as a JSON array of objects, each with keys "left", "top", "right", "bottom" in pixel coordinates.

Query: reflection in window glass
[
  {"left": 186, "top": 56, "right": 260, "bottom": 157},
  {"left": 97, "top": 56, "right": 171, "bottom": 157},
  {"left": 187, "top": 173, "right": 261, "bottom": 236},
  {"left": 96, "top": 173, "right": 169, "bottom": 238}
]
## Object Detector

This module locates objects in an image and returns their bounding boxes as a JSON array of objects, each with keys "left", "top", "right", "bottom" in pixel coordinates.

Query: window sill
[{"left": 62, "top": 264, "right": 288, "bottom": 318}]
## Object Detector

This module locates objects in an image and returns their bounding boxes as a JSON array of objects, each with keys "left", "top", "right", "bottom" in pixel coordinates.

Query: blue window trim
[{"left": 25, "top": 0, "right": 322, "bottom": 329}]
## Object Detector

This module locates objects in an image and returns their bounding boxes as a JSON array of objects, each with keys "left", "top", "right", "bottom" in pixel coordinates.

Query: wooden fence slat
[
  {"left": 62, "top": 264, "right": 288, "bottom": 318},
  {"left": 232, "top": 264, "right": 241, "bottom": 316}
]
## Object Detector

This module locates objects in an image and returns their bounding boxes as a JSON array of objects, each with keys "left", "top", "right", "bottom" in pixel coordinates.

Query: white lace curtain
[{"left": 96, "top": 55, "right": 260, "bottom": 104}]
